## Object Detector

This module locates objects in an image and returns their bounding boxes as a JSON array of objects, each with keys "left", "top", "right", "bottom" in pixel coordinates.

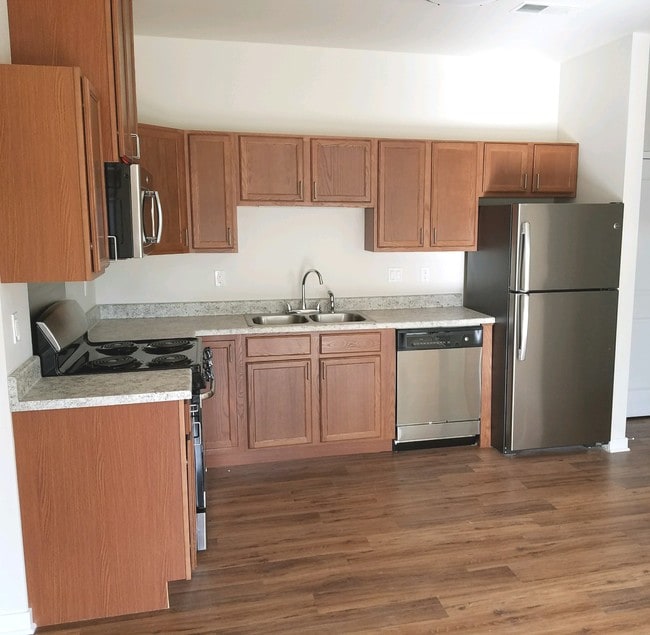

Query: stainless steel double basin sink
[{"left": 245, "top": 312, "right": 368, "bottom": 327}]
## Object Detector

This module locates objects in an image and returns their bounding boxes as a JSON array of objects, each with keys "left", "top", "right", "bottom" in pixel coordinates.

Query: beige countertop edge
[{"left": 10, "top": 369, "right": 192, "bottom": 413}]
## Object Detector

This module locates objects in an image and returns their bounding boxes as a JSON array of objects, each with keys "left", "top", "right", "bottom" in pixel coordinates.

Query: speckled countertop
[
  {"left": 9, "top": 300, "right": 493, "bottom": 413},
  {"left": 88, "top": 306, "right": 493, "bottom": 341}
]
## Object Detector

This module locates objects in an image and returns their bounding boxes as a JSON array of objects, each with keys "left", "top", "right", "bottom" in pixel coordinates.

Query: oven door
[{"left": 190, "top": 394, "right": 207, "bottom": 551}]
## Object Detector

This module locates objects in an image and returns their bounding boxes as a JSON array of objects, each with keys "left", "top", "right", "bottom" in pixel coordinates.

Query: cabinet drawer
[
  {"left": 246, "top": 335, "right": 311, "bottom": 358},
  {"left": 320, "top": 332, "right": 382, "bottom": 354}
]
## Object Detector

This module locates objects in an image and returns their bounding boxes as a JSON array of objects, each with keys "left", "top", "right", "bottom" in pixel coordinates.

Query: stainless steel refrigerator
[{"left": 464, "top": 202, "right": 623, "bottom": 453}]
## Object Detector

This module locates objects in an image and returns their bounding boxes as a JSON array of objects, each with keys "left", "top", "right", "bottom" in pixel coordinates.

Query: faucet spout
[{"left": 301, "top": 269, "right": 323, "bottom": 311}]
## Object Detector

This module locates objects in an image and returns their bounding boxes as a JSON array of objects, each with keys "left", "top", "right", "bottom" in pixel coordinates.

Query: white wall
[
  {"left": 0, "top": 0, "right": 36, "bottom": 631},
  {"left": 95, "top": 37, "right": 561, "bottom": 305},
  {"left": 559, "top": 33, "right": 650, "bottom": 452}
]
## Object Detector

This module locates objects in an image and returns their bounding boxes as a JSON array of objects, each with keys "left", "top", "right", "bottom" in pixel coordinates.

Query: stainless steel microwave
[{"left": 104, "top": 162, "right": 163, "bottom": 258}]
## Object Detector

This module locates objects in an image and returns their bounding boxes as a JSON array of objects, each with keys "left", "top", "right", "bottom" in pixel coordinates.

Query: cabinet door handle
[
  {"left": 313, "top": 181, "right": 317, "bottom": 199},
  {"left": 535, "top": 173, "right": 541, "bottom": 191},
  {"left": 130, "top": 132, "right": 141, "bottom": 160},
  {"left": 184, "top": 227, "right": 189, "bottom": 247},
  {"left": 431, "top": 227, "right": 436, "bottom": 245},
  {"left": 521, "top": 173, "right": 528, "bottom": 191},
  {"left": 306, "top": 363, "right": 311, "bottom": 381},
  {"left": 321, "top": 361, "right": 325, "bottom": 381},
  {"left": 226, "top": 227, "right": 232, "bottom": 246},
  {"left": 298, "top": 180, "right": 303, "bottom": 198},
  {"left": 419, "top": 227, "right": 424, "bottom": 245},
  {"left": 228, "top": 343, "right": 233, "bottom": 363}
]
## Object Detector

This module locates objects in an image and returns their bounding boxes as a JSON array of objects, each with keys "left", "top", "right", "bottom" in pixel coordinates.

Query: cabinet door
[
  {"left": 138, "top": 124, "right": 190, "bottom": 254},
  {"left": 482, "top": 143, "right": 532, "bottom": 194},
  {"left": 431, "top": 142, "right": 479, "bottom": 249},
  {"left": 310, "top": 138, "right": 374, "bottom": 204},
  {"left": 532, "top": 144, "right": 578, "bottom": 195},
  {"left": 0, "top": 65, "right": 105, "bottom": 282},
  {"left": 372, "top": 140, "right": 428, "bottom": 249},
  {"left": 82, "top": 78, "right": 111, "bottom": 274},
  {"left": 202, "top": 340, "right": 238, "bottom": 452},
  {"left": 111, "top": 0, "right": 139, "bottom": 161},
  {"left": 247, "top": 360, "right": 312, "bottom": 448},
  {"left": 320, "top": 356, "right": 381, "bottom": 442},
  {"left": 188, "top": 133, "right": 237, "bottom": 251},
  {"left": 7, "top": 0, "right": 136, "bottom": 163},
  {"left": 238, "top": 135, "right": 307, "bottom": 202}
]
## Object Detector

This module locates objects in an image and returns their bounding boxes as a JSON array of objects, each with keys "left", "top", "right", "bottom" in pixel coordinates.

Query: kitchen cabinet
[
  {"left": 138, "top": 124, "right": 191, "bottom": 254},
  {"left": 310, "top": 138, "right": 375, "bottom": 204},
  {"left": 247, "top": 359, "right": 314, "bottom": 448},
  {"left": 366, "top": 140, "right": 479, "bottom": 251},
  {"left": 482, "top": 142, "right": 578, "bottom": 196},
  {"left": 201, "top": 338, "right": 239, "bottom": 459},
  {"left": 0, "top": 65, "right": 109, "bottom": 282},
  {"left": 431, "top": 142, "right": 480, "bottom": 249},
  {"left": 8, "top": 0, "right": 139, "bottom": 163},
  {"left": 320, "top": 356, "right": 381, "bottom": 442},
  {"left": 12, "top": 401, "right": 192, "bottom": 627},
  {"left": 208, "top": 329, "right": 395, "bottom": 464},
  {"left": 238, "top": 135, "right": 307, "bottom": 203},
  {"left": 188, "top": 132, "right": 238, "bottom": 252},
  {"left": 238, "top": 134, "right": 375, "bottom": 206}
]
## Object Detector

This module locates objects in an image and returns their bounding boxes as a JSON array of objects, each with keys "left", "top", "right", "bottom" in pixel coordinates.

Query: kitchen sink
[
  {"left": 246, "top": 314, "right": 309, "bottom": 326},
  {"left": 309, "top": 312, "right": 367, "bottom": 323}
]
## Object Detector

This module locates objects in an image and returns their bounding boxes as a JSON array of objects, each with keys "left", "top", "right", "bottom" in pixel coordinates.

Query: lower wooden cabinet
[
  {"left": 320, "top": 355, "right": 381, "bottom": 442},
  {"left": 247, "top": 359, "right": 313, "bottom": 448},
  {"left": 202, "top": 329, "right": 395, "bottom": 466},
  {"left": 12, "top": 401, "right": 192, "bottom": 627}
]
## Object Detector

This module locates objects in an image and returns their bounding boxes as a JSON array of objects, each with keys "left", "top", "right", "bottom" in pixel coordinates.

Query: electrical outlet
[
  {"left": 11, "top": 312, "right": 21, "bottom": 343},
  {"left": 420, "top": 267, "right": 431, "bottom": 283},
  {"left": 388, "top": 268, "right": 403, "bottom": 282},
  {"left": 214, "top": 270, "right": 224, "bottom": 287}
]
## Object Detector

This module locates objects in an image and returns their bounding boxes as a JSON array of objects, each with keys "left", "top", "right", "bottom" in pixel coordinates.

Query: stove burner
[
  {"left": 148, "top": 353, "right": 193, "bottom": 369},
  {"left": 96, "top": 341, "right": 138, "bottom": 356},
  {"left": 87, "top": 356, "right": 142, "bottom": 371},
  {"left": 142, "top": 339, "right": 194, "bottom": 355}
]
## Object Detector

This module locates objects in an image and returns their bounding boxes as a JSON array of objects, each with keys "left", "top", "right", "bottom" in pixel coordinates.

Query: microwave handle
[
  {"left": 141, "top": 190, "right": 163, "bottom": 245},
  {"left": 153, "top": 190, "right": 163, "bottom": 244}
]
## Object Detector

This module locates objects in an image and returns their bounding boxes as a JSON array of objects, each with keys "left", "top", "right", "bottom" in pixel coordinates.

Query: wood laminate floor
[{"left": 42, "top": 419, "right": 650, "bottom": 634}]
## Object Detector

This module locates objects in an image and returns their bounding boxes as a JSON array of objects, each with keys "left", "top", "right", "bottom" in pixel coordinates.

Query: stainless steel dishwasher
[{"left": 395, "top": 327, "right": 482, "bottom": 446}]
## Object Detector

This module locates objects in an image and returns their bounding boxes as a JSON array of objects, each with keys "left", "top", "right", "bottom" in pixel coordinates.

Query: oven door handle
[{"left": 200, "top": 376, "right": 215, "bottom": 401}]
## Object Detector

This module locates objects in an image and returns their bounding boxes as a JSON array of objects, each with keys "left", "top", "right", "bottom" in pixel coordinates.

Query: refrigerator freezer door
[
  {"left": 506, "top": 289, "right": 618, "bottom": 452},
  {"left": 510, "top": 203, "right": 623, "bottom": 292}
]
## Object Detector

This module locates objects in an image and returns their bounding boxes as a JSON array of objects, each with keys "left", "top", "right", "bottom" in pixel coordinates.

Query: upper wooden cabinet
[
  {"left": 8, "top": 0, "right": 139, "bottom": 163},
  {"left": 0, "top": 65, "right": 109, "bottom": 282},
  {"left": 310, "top": 138, "right": 375, "bottom": 204},
  {"left": 369, "top": 140, "right": 429, "bottom": 249},
  {"left": 188, "top": 133, "right": 238, "bottom": 252},
  {"left": 238, "top": 135, "right": 307, "bottom": 203},
  {"left": 138, "top": 124, "right": 190, "bottom": 255},
  {"left": 366, "top": 140, "right": 479, "bottom": 251},
  {"left": 482, "top": 142, "right": 578, "bottom": 196},
  {"left": 238, "top": 134, "right": 375, "bottom": 206},
  {"left": 431, "top": 142, "right": 480, "bottom": 249}
]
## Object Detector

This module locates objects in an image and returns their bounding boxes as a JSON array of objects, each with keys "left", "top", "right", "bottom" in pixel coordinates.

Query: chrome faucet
[{"left": 300, "top": 269, "right": 323, "bottom": 312}]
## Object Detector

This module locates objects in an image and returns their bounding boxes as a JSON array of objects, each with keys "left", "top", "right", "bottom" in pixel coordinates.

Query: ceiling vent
[{"left": 513, "top": 3, "right": 551, "bottom": 13}]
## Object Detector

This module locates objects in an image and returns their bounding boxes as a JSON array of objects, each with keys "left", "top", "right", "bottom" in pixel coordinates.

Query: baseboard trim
[
  {"left": 604, "top": 437, "right": 630, "bottom": 453},
  {"left": 0, "top": 608, "right": 35, "bottom": 635}
]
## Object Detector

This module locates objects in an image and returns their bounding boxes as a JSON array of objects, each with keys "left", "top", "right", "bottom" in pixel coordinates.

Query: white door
[{"left": 628, "top": 159, "right": 650, "bottom": 416}]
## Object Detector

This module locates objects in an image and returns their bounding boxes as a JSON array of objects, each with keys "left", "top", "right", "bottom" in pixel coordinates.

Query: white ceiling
[{"left": 132, "top": 0, "right": 650, "bottom": 62}]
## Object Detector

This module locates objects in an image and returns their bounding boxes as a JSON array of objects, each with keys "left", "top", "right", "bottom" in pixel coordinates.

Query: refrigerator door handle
[
  {"left": 519, "top": 221, "right": 531, "bottom": 292},
  {"left": 517, "top": 293, "right": 530, "bottom": 361}
]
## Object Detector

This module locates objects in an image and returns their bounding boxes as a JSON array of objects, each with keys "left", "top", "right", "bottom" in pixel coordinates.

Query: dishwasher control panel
[{"left": 397, "top": 327, "right": 483, "bottom": 351}]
